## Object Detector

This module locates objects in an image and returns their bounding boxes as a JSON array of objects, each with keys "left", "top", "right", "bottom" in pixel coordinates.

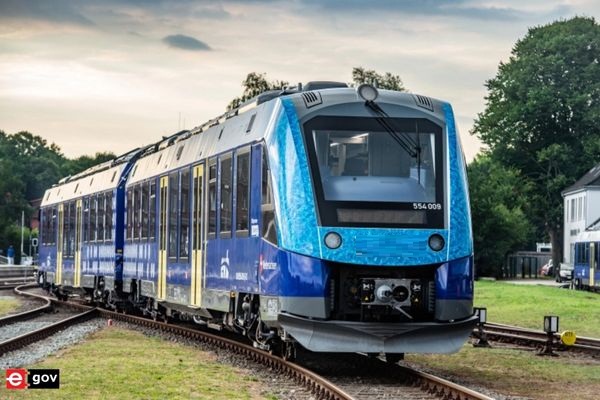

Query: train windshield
[{"left": 303, "top": 116, "right": 444, "bottom": 228}]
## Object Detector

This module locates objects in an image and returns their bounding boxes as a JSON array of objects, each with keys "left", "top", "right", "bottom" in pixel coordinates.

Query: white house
[{"left": 562, "top": 163, "right": 600, "bottom": 264}]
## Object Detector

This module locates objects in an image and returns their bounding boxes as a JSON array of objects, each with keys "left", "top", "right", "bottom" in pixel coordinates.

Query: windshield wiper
[{"left": 365, "top": 100, "right": 423, "bottom": 182}]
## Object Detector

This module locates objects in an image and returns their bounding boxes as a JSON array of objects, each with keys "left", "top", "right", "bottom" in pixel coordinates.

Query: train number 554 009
[{"left": 412, "top": 203, "right": 442, "bottom": 210}]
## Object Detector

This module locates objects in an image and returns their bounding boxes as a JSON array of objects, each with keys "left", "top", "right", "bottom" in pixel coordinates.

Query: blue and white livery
[{"left": 39, "top": 82, "right": 476, "bottom": 358}]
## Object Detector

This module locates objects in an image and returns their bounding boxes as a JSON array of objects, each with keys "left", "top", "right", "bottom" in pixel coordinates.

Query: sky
[{"left": 1, "top": 0, "right": 599, "bottom": 162}]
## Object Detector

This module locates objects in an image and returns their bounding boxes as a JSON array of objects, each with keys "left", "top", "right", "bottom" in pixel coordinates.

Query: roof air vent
[
  {"left": 413, "top": 94, "right": 434, "bottom": 112},
  {"left": 303, "top": 81, "right": 348, "bottom": 91},
  {"left": 302, "top": 91, "right": 322, "bottom": 108}
]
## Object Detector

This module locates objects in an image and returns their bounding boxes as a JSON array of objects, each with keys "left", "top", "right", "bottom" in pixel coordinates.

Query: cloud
[
  {"left": 0, "top": 0, "right": 94, "bottom": 26},
  {"left": 162, "top": 34, "right": 211, "bottom": 51},
  {"left": 296, "top": 0, "right": 528, "bottom": 21}
]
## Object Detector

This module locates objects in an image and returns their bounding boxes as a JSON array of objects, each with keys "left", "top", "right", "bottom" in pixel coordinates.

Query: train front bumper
[{"left": 278, "top": 312, "right": 478, "bottom": 354}]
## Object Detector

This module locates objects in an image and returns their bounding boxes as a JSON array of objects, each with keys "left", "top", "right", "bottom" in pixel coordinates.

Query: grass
[
  {"left": 0, "top": 327, "right": 272, "bottom": 400},
  {"left": 474, "top": 280, "right": 600, "bottom": 337},
  {"left": 403, "top": 280, "right": 600, "bottom": 399},
  {"left": 407, "top": 344, "right": 600, "bottom": 400},
  {"left": 0, "top": 296, "right": 20, "bottom": 316}
]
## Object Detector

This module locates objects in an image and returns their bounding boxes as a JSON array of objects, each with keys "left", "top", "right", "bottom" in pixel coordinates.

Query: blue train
[
  {"left": 573, "top": 230, "right": 600, "bottom": 291},
  {"left": 38, "top": 82, "right": 476, "bottom": 359}
]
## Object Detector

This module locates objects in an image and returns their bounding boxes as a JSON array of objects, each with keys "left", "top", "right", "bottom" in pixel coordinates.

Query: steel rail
[
  {"left": 0, "top": 285, "right": 52, "bottom": 327},
  {"left": 14, "top": 285, "right": 494, "bottom": 400},
  {"left": 476, "top": 322, "right": 600, "bottom": 355},
  {"left": 0, "top": 308, "right": 98, "bottom": 356},
  {"left": 395, "top": 365, "right": 495, "bottom": 400}
]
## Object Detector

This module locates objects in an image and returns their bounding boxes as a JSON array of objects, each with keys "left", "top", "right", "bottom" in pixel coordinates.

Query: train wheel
[{"left": 282, "top": 341, "right": 296, "bottom": 362}]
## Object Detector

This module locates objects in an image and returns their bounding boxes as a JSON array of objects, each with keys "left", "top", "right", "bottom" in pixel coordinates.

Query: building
[{"left": 562, "top": 163, "right": 600, "bottom": 264}]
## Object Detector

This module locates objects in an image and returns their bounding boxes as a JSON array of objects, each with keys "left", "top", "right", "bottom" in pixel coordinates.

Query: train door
[
  {"left": 590, "top": 242, "right": 596, "bottom": 287},
  {"left": 191, "top": 164, "right": 204, "bottom": 307},
  {"left": 74, "top": 199, "right": 83, "bottom": 287},
  {"left": 56, "top": 203, "right": 64, "bottom": 285},
  {"left": 157, "top": 176, "right": 169, "bottom": 300}
]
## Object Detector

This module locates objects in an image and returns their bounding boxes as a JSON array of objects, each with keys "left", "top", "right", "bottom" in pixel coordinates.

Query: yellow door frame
[
  {"left": 191, "top": 164, "right": 204, "bottom": 307},
  {"left": 158, "top": 176, "right": 169, "bottom": 300},
  {"left": 56, "top": 204, "right": 64, "bottom": 285}
]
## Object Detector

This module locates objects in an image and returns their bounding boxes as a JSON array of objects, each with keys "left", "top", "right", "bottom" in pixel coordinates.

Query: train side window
[
  {"left": 236, "top": 148, "right": 250, "bottom": 237},
  {"left": 51, "top": 207, "right": 57, "bottom": 245},
  {"left": 98, "top": 194, "right": 105, "bottom": 242},
  {"left": 208, "top": 159, "right": 217, "bottom": 238},
  {"left": 126, "top": 188, "right": 133, "bottom": 241},
  {"left": 168, "top": 172, "right": 179, "bottom": 259},
  {"left": 261, "top": 146, "right": 278, "bottom": 245},
  {"left": 63, "top": 203, "right": 69, "bottom": 256},
  {"left": 180, "top": 169, "right": 190, "bottom": 259},
  {"left": 135, "top": 184, "right": 142, "bottom": 241},
  {"left": 192, "top": 165, "right": 203, "bottom": 250},
  {"left": 83, "top": 198, "right": 89, "bottom": 243},
  {"left": 90, "top": 196, "right": 97, "bottom": 242},
  {"left": 220, "top": 154, "right": 233, "bottom": 238},
  {"left": 68, "top": 201, "right": 76, "bottom": 257},
  {"left": 105, "top": 192, "right": 113, "bottom": 241},
  {"left": 149, "top": 181, "right": 156, "bottom": 240},
  {"left": 141, "top": 182, "right": 149, "bottom": 239}
]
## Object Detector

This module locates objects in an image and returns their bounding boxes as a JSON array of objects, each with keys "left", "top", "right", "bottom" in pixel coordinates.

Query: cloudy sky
[{"left": 1, "top": 0, "right": 599, "bottom": 161}]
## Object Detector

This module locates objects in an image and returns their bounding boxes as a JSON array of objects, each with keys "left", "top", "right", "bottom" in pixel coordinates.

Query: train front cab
[
  {"left": 261, "top": 91, "right": 477, "bottom": 354},
  {"left": 574, "top": 240, "right": 600, "bottom": 291}
]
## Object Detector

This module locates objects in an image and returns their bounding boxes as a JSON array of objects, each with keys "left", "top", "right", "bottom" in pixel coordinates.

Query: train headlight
[
  {"left": 428, "top": 234, "right": 445, "bottom": 252},
  {"left": 357, "top": 84, "right": 379, "bottom": 102},
  {"left": 324, "top": 232, "right": 342, "bottom": 249}
]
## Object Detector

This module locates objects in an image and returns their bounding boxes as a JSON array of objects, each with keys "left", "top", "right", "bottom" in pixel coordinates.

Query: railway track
[
  {"left": 477, "top": 322, "right": 600, "bottom": 355},
  {"left": 11, "top": 285, "right": 495, "bottom": 400}
]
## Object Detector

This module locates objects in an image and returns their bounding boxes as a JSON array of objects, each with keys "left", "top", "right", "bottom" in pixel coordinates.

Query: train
[
  {"left": 38, "top": 81, "right": 477, "bottom": 360},
  {"left": 573, "top": 229, "right": 600, "bottom": 291}
]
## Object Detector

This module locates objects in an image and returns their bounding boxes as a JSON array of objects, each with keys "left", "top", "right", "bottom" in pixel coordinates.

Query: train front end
[{"left": 262, "top": 84, "right": 476, "bottom": 355}]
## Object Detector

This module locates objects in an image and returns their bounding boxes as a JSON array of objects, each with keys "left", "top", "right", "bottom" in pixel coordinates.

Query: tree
[
  {"left": 227, "top": 72, "right": 288, "bottom": 110},
  {"left": 472, "top": 17, "right": 600, "bottom": 270},
  {"left": 351, "top": 67, "right": 406, "bottom": 91},
  {"left": 227, "top": 68, "right": 407, "bottom": 111},
  {"left": 62, "top": 152, "right": 116, "bottom": 177},
  {"left": 468, "top": 155, "right": 532, "bottom": 277}
]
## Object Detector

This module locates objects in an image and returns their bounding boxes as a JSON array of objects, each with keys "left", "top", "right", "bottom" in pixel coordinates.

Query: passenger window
[
  {"left": 192, "top": 165, "right": 203, "bottom": 250},
  {"left": 236, "top": 149, "right": 250, "bottom": 236},
  {"left": 90, "top": 196, "right": 97, "bottom": 242},
  {"left": 135, "top": 185, "right": 142, "bottom": 240},
  {"left": 180, "top": 170, "right": 190, "bottom": 258},
  {"left": 83, "top": 198, "right": 89, "bottom": 243},
  {"left": 97, "top": 195, "right": 105, "bottom": 242},
  {"left": 127, "top": 188, "right": 133, "bottom": 241},
  {"left": 149, "top": 181, "right": 156, "bottom": 240},
  {"left": 105, "top": 192, "right": 113, "bottom": 241},
  {"left": 141, "top": 182, "right": 149, "bottom": 239},
  {"left": 208, "top": 159, "right": 217, "bottom": 238},
  {"left": 220, "top": 154, "right": 233, "bottom": 237},
  {"left": 261, "top": 147, "right": 278, "bottom": 245},
  {"left": 168, "top": 172, "right": 179, "bottom": 258}
]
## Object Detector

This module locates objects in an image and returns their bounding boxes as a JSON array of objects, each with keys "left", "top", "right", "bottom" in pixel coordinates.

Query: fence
[{"left": 504, "top": 252, "right": 552, "bottom": 279}]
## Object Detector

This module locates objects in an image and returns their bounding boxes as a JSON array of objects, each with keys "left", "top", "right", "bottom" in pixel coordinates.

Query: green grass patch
[
  {"left": 407, "top": 345, "right": 600, "bottom": 400},
  {"left": 0, "top": 297, "right": 20, "bottom": 316},
  {"left": 0, "top": 327, "right": 270, "bottom": 400},
  {"left": 475, "top": 280, "right": 600, "bottom": 337}
]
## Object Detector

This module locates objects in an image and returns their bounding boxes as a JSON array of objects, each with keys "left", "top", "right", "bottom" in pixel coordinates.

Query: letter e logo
[{"left": 6, "top": 369, "right": 28, "bottom": 390}]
